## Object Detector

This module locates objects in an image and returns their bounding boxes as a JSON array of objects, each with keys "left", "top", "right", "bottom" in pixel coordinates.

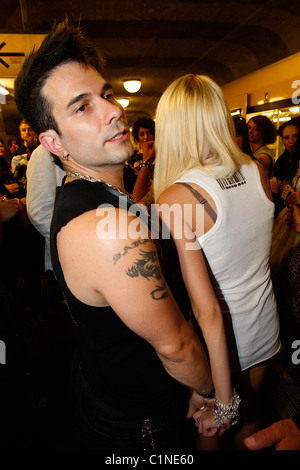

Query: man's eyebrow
[
  {"left": 66, "top": 93, "right": 90, "bottom": 110},
  {"left": 102, "top": 83, "right": 113, "bottom": 93},
  {"left": 66, "top": 83, "right": 113, "bottom": 110}
]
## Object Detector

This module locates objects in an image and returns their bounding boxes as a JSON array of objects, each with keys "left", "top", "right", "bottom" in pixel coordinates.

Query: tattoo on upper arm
[
  {"left": 113, "top": 239, "right": 148, "bottom": 264},
  {"left": 126, "top": 249, "right": 169, "bottom": 301}
]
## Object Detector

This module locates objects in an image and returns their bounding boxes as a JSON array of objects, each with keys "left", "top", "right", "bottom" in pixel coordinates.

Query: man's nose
[{"left": 101, "top": 98, "right": 123, "bottom": 125}]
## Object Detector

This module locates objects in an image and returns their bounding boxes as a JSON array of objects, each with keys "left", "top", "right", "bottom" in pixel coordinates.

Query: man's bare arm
[{"left": 57, "top": 208, "right": 212, "bottom": 394}]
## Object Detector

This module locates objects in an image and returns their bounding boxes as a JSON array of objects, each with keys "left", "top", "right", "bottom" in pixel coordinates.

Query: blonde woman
[{"left": 153, "top": 74, "right": 280, "bottom": 449}]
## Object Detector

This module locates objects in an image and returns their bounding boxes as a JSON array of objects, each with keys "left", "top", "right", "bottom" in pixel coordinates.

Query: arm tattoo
[
  {"left": 113, "top": 239, "right": 149, "bottom": 264},
  {"left": 126, "top": 249, "right": 169, "bottom": 301}
]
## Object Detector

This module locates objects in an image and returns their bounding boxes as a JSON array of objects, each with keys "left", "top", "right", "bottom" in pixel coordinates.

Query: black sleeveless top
[{"left": 50, "top": 179, "right": 190, "bottom": 418}]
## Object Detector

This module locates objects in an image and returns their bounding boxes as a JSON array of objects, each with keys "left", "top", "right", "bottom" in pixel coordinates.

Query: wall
[{"left": 222, "top": 52, "right": 300, "bottom": 116}]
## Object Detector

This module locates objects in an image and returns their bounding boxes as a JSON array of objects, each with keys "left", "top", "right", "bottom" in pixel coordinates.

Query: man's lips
[{"left": 107, "top": 129, "right": 128, "bottom": 142}]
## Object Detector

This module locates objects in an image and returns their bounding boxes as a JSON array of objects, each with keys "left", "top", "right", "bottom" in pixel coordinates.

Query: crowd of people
[{"left": 0, "top": 20, "right": 299, "bottom": 451}]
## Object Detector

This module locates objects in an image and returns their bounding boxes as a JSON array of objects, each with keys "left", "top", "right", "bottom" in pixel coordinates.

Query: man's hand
[
  {"left": 186, "top": 391, "right": 207, "bottom": 419},
  {"left": 244, "top": 419, "right": 300, "bottom": 450}
]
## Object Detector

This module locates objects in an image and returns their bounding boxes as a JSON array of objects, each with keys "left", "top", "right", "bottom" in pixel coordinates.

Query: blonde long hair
[{"left": 153, "top": 74, "right": 251, "bottom": 200}]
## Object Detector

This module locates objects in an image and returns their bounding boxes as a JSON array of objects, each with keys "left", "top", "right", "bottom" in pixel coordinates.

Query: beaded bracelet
[
  {"left": 214, "top": 388, "right": 241, "bottom": 428},
  {"left": 138, "top": 161, "right": 153, "bottom": 169}
]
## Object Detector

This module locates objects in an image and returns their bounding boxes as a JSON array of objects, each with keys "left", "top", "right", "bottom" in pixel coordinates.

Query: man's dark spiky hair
[{"left": 14, "top": 20, "right": 106, "bottom": 136}]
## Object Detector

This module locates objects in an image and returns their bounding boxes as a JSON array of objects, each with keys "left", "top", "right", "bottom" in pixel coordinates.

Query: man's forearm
[{"left": 157, "top": 339, "right": 213, "bottom": 395}]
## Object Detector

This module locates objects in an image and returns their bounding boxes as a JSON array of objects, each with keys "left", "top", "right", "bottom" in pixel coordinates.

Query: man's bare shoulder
[{"left": 56, "top": 206, "right": 157, "bottom": 305}]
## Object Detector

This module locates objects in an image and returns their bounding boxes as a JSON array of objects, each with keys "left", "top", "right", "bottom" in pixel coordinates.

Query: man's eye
[
  {"left": 76, "top": 103, "right": 87, "bottom": 113},
  {"left": 103, "top": 93, "right": 116, "bottom": 102}
]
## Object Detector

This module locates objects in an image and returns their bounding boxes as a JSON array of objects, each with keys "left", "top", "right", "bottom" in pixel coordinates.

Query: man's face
[
  {"left": 20, "top": 123, "right": 35, "bottom": 144},
  {"left": 42, "top": 62, "right": 133, "bottom": 169}
]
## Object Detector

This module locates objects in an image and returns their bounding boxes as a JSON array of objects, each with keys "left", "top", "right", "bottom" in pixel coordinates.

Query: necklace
[{"left": 66, "top": 171, "right": 136, "bottom": 201}]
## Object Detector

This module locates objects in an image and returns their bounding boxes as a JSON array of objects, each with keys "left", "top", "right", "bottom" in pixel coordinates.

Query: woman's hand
[
  {"left": 186, "top": 391, "right": 206, "bottom": 418},
  {"left": 141, "top": 141, "right": 155, "bottom": 164},
  {"left": 193, "top": 405, "right": 227, "bottom": 437},
  {"left": 286, "top": 191, "right": 300, "bottom": 207}
]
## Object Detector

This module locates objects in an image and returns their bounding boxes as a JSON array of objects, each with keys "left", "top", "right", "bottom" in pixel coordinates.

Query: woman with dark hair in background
[
  {"left": 248, "top": 114, "right": 277, "bottom": 177},
  {"left": 124, "top": 117, "right": 155, "bottom": 197},
  {"left": 269, "top": 117, "right": 300, "bottom": 217}
]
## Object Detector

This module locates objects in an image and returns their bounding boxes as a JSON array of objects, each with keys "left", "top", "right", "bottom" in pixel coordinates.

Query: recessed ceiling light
[
  {"left": 123, "top": 80, "right": 141, "bottom": 93},
  {"left": 0, "top": 86, "right": 9, "bottom": 95},
  {"left": 117, "top": 99, "right": 129, "bottom": 108}
]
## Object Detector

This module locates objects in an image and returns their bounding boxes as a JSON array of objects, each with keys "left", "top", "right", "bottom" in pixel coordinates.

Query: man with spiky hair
[{"left": 14, "top": 21, "right": 213, "bottom": 451}]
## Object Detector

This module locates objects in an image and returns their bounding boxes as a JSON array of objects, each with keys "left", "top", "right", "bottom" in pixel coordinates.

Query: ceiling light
[
  {"left": 123, "top": 80, "right": 141, "bottom": 93},
  {"left": 269, "top": 97, "right": 284, "bottom": 103},
  {"left": 0, "top": 86, "right": 9, "bottom": 95},
  {"left": 117, "top": 99, "right": 129, "bottom": 108}
]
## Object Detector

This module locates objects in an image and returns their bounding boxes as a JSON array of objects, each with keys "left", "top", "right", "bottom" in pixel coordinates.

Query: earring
[{"left": 62, "top": 154, "right": 69, "bottom": 161}]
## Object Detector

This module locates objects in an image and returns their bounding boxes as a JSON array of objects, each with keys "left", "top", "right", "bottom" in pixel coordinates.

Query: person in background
[
  {"left": 153, "top": 74, "right": 280, "bottom": 449},
  {"left": 246, "top": 201, "right": 300, "bottom": 451},
  {"left": 0, "top": 138, "right": 11, "bottom": 173},
  {"left": 14, "top": 20, "right": 213, "bottom": 451},
  {"left": 7, "top": 138, "right": 22, "bottom": 161},
  {"left": 284, "top": 166, "right": 300, "bottom": 325},
  {"left": 10, "top": 120, "right": 36, "bottom": 159},
  {"left": 233, "top": 116, "right": 253, "bottom": 157},
  {"left": 269, "top": 117, "right": 300, "bottom": 218},
  {"left": 130, "top": 117, "right": 155, "bottom": 167},
  {"left": 248, "top": 114, "right": 277, "bottom": 178},
  {"left": 124, "top": 117, "right": 155, "bottom": 195},
  {"left": 26, "top": 144, "right": 65, "bottom": 295},
  {"left": 0, "top": 139, "right": 20, "bottom": 198},
  {"left": 0, "top": 194, "right": 33, "bottom": 449},
  {"left": 269, "top": 141, "right": 300, "bottom": 331},
  {"left": 12, "top": 135, "right": 39, "bottom": 187},
  {"left": 244, "top": 418, "right": 300, "bottom": 451}
]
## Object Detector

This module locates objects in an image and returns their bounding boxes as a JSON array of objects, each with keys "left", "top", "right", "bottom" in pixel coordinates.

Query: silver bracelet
[{"left": 214, "top": 388, "right": 241, "bottom": 428}]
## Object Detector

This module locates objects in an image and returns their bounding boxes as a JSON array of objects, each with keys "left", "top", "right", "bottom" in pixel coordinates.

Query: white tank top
[{"left": 175, "top": 162, "right": 280, "bottom": 372}]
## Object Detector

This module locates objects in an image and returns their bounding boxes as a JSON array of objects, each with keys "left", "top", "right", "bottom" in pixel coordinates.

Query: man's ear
[{"left": 39, "top": 130, "right": 67, "bottom": 157}]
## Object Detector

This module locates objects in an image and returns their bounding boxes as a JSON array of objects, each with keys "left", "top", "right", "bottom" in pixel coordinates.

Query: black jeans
[{"left": 73, "top": 361, "right": 193, "bottom": 451}]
